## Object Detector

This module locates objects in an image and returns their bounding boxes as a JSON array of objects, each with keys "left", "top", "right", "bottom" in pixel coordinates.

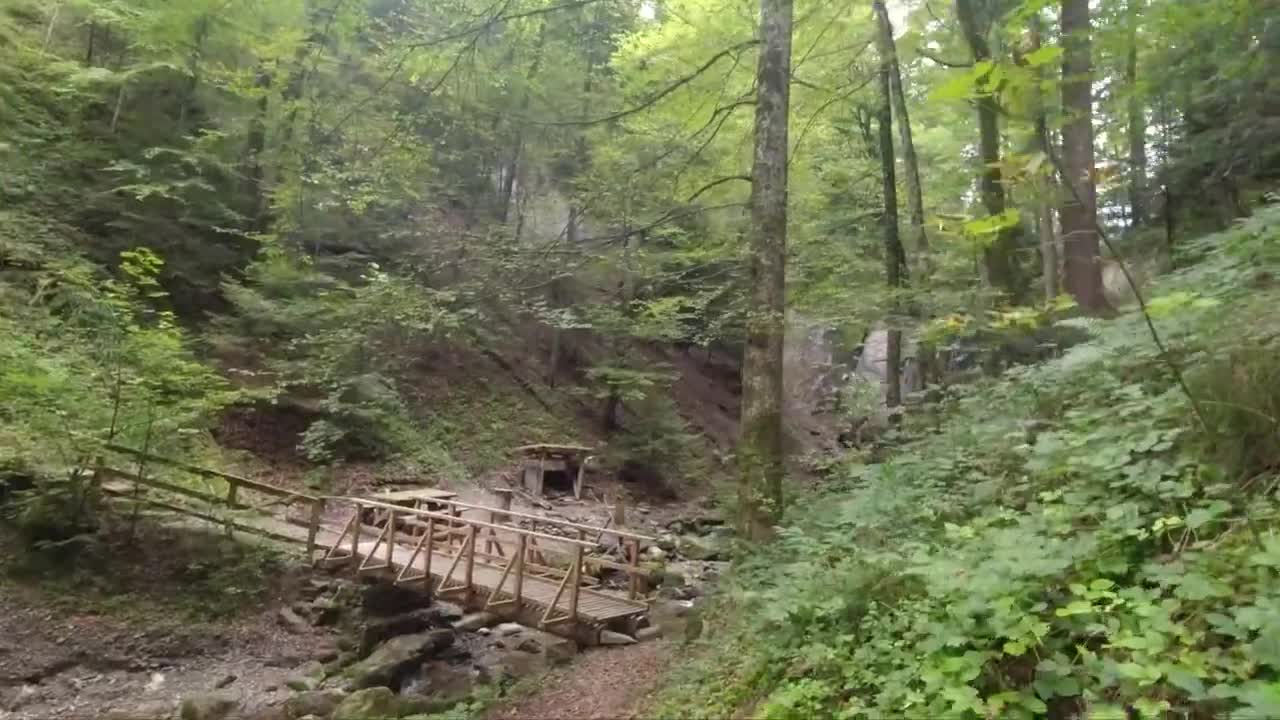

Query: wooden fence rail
[{"left": 96, "top": 446, "right": 326, "bottom": 557}]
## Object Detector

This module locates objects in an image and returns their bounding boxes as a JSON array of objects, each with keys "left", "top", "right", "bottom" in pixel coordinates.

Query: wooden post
[
  {"left": 628, "top": 538, "right": 639, "bottom": 599},
  {"left": 464, "top": 526, "right": 477, "bottom": 598},
  {"left": 574, "top": 458, "right": 585, "bottom": 499},
  {"left": 226, "top": 480, "right": 238, "bottom": 508},
  {"left": 306, "top": 498, "right": 323, "bottom": 562},
  {"left": 385, "top": 509, "right": 396, "bottom": 568},
  {"left": 612, "top": 492, "right": 626, "bottom": 528},
  {"left": 350, "top": 502, "right": 362, "bottom": 567},
  {"left": 423, "top": 516, "right": 435, "bottom": 590},
  {"left": 568, "top": 544, "right": 582, "bottom": 620},
  {"left": 536, "top": 455, "right": 545, "bottom": 496},
  {"left": 513, "top": 534, "right": 526, "bottom": 608}
]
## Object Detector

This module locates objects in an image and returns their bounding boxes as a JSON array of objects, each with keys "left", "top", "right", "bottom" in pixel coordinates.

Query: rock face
[
  {"left": 361, "top": 584, "right": 426, "bottom": 617},
  {"left": 675, "top": 533, "right": 729, "bottom": 561},
  {"left": 343, "top": 630, "right": 454, "bottom": 690},
  {"left": 331, "top": 687, "right": 400, "bottom": 720},
  {"left": 283, "top": 689, "right": 347, "bottom": 718},
  {"left": 358, "top": 607, "right": 452, "bottom": 657},
  {"left": 178, "top": 693, "right": 239, "bottom": 720},
  {"left": 277, "top": 606, "right": 311, "bottom": 635}
]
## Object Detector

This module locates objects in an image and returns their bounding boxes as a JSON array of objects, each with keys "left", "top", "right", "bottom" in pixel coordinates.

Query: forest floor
[
  {"left": 0, "top": 533, "right": 338, "bottom": 720},
  {"left": 486, "top": 641, "right": 674, "bottom": 720}
]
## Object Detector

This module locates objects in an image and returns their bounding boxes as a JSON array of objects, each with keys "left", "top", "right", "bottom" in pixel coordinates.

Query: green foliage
[{"left": 653, "top": 211, "right": 1280, "bottom": 720}]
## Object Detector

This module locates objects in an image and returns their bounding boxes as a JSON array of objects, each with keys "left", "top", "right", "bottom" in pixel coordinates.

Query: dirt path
[{"left": 488, "top": 641, "right": 672, "bottom": 720}]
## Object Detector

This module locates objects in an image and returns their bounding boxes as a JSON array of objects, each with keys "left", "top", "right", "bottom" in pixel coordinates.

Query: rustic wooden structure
[
  {"left": 93, "top": 446, "right": 651, "bottom": 637},
  {"left": 515, "top": 443, "right": 592, "bottom": 499},
  {"left": 318, "top": 496, "right": 651, "bottom": 630},
  {"left": 96, "top": 444, "right": 326, "bottom": 556}
]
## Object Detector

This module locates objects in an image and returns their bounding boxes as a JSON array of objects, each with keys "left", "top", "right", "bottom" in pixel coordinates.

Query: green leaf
[{"left": 1023, "top": 45, "right": 1063, "bottom": 67}]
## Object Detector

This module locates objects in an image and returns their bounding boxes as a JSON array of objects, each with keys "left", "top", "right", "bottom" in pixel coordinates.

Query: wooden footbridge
[{"left": 93, "top": 446, "right": 652, "bottom": 639}]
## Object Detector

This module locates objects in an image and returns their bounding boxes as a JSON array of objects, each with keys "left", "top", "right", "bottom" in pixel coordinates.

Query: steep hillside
[{"left": 650, "top": 204, "right": 1280, "bottom": 719}]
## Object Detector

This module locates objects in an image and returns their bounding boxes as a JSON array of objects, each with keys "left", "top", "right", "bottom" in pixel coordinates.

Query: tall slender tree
[
  {"left": 738, "top": 0, "right": 793, "bottom": 540},
  {"left": 874, "top": 14, "right": 906, "bottom": 408},
  {"left": 1125, "top": 0, "right": 1147, "bottom": 228},
  {"left": 872, "top": 1, "right": 928, "bottom": 264},
  {"left": 1029, "top": 13, "right": 1059, "bottom": 302},
  {"left": 1059, "top": 0, "right": 1108, "bottom": 313},
  {"left": 955, "top": 0, "right": 1023, "bottom": 301}
]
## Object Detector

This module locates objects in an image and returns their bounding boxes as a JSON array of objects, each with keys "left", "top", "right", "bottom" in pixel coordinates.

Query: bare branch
[
  {"left": 534, "top": 39, "right": 760, "bottom": 126},
  {"left": 686, "top": 175, "right": 752, "bottom": 203},
  {"left": 916, "top": 47, "right": 972, "bottom": 68}
]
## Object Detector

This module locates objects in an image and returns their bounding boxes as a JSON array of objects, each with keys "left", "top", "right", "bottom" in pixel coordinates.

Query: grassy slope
[{"left": 652, "top": 204, "right": 1280, "bottom": 720}]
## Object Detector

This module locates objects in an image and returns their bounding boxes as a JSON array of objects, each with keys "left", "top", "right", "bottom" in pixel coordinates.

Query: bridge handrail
[
  {"left": 105, "top": 444, "right": 320, "bottom": 504},
  {"left": 422, "top": 496, "right": 656, "bottom": 543},
  {"left": 324, "top": 496, "right": 598, "bottom": 549}
]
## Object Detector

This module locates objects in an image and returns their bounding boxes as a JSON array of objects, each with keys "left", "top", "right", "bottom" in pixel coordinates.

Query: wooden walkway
[
  {"left": 93, "top": 446, "right": 652, "bottom": 636},
  {"left": 317, "top": 496, "right": 651, "bottom": 629}
]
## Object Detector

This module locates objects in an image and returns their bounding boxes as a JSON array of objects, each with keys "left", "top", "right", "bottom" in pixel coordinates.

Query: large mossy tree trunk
[
  {"left": 1060, "top": 0, "right": 1109, "bottom": 314},
  {"left": 738, "top": 0, "right": 793, "bottom": 541}
]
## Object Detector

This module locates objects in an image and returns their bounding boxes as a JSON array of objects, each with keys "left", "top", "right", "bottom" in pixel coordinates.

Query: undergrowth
[{"left": 652, "top": 204, "right": 1280, "bottom": 719}]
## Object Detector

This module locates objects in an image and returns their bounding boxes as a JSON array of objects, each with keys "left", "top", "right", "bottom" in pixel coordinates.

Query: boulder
[
  {"left": 401, "top": 661, "right": 483, "bottom": 709},
  {"left": 452, "top": 612, "right": 498, "bottom": 632},
  {"left": 431, "top": 601, "right": 465, "bottom": 622},
  {"left": 495, "top": 622, "right": 523, "bottom": 637},
  {"left": 178, "top": 693, "right": 239, "bottom": 720},
  {"left": 285, "top": 661, "right": 326, "bottom": 692},
  {"left": 599, "top": 630, "right": 636, "bottom": 646},
  {"left": 277, "top": 607, "right": 311, "bottom": 635},
  {"left": 675, "top": 534, "right": 729, "bottom": 561},
  {"left": 283, "top": 689, "right": 347, "bottom": 719},
  {"left": 644, "top": 546, "right": 668, "bottom": 562},
  {"left": 331, "top": 687, "right": 400, "bottom": 720},
  {"left": 343, "top": 630, "right": 454, "bottom": 689},
  {"left": 358, "top": 608, "right": 452, "bottom": 657},
  {"left": 309, "top": 597, "right": 343, "bottom": 627}
]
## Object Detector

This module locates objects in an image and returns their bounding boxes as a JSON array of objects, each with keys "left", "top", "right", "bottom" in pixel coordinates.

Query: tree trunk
[
  {"left": 245, "top": 68, "right": 271, "bottom": 232},
  {"left": 1126, "top": 0, "right": 1147, "bottom": 228},
  {"left": 872, "top": 1, "right": 928, "bottom": 262},
  {"left": 955, "top": 0, "right": 1022, "bottom": 301},
  {"left": 177, "top": 16, "right": 211, "bottom": 135},
  {"left": 42, "top": 1, "right": 62, "bottom": 52},
  {"left": 1060, "top": 0, "right": 1109, "bottom": 313},
  {"left": 85, "top": 22, "right": 96, "bottom": 66},
  {"left": 1029, "top": 14, "right": 1059, "bottom": 302},
  {"left": 738, "top": 0, "right": 793, "bottom": 540},
  {"left": 500, "top": 21, "right": 549, "bottom": 223},
  {"left": 875, "top": 24, "right": 905, "bottom": 408}
]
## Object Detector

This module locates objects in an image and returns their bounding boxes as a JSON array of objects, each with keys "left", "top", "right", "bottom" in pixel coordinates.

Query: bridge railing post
[
  {"left": 386, "top": 508, "right": 396, "bottom": 568},
  {"left": 568, "top": 544, "right": 582, "bottom": 620},
  {"left": 350, "top": 501, "right": 363, "bottom": 569},
  {"left": 464, "top": 526, "right": 477, "bottom": 594},
  {"left": 306, "top": 498, "right": 323, "bottom": 562},
  {"left": 424, "top": 516, "right": 435, "bottom": 590},
  {"left": 627, "top": 538, "right": 640, "bottom": 599},
  {"left": 513, "top": 534, "right": 526, "bottom": 608}
]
